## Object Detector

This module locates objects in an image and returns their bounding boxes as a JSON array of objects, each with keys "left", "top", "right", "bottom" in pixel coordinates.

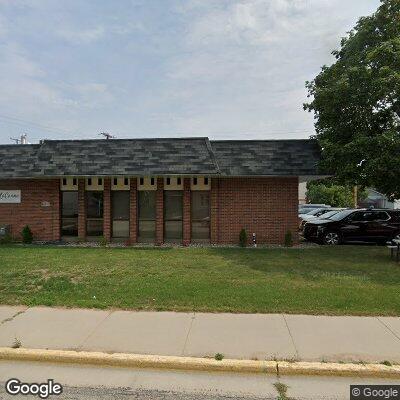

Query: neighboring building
[
  {"left": 358, "top": 188, "right": 400, "bottom": 210},
  {"left": 0, "top": 137, "right": 322, "bottom": 245},
  {"left": 298, "top": 182, "right": 307, "bottom": 204}
]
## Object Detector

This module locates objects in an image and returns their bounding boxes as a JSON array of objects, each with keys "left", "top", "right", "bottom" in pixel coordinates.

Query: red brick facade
[
  {"left": 0, "top": 179, "right": 60, "bottom": 241},
  {"left": 155, "top": 178, "right": 164, "bottom": 246},
  {"left": 103, "top": 178, "right": 112, "bottom": 241},
  {"left": 0, "top": 176, "right": 298, "bottom": 245},
  {"left": 129, "top": 178, "right": 138, "bottom": 244},
  {"left": 212, "top": 177, "right": 299, "bottom": 245},
  {"left": 182, "top": 178, "right": 191, "bottom": 246}
]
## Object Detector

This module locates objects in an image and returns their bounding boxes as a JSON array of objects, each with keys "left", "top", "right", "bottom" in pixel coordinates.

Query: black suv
[{"left": 303, "top": 209, "right": 400, "bottom": 245}]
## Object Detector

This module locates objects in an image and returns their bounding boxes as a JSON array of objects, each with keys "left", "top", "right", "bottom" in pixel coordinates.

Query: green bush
[
  {"left": 0, "top": 233, "right": 13, "bottom": 244},
  {"left": 239, "top": 228, "right": 247, "bottom": 247},
  {"left": 284, "top": 231, "right": 293, "bottom": 247},
  {"left": 98, "top": 236, "right": 108, "bottom": 247},
  {"left": 21, "top": 225, "right": 33, "bottom": 244}
]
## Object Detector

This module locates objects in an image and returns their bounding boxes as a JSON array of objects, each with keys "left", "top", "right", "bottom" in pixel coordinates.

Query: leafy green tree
[
  {"left": 306, "top": 180, "right": 366, "bottom": 207},
  {"left": 304, "top": 0, "right": 400, "bottom": 199}
]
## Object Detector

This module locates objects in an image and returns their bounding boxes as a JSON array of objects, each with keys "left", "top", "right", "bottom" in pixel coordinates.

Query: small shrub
[
  {"left": 284, "top": 230, "right": 293, "bottom": 247},
  {"left": 98, "top": 236, "right": 108, "bottom": 247},
  {"left": 21, "top": 225, "right": 33, "bottom": 244},
  {"left": 0, "top": 233, "right": 13, "bottom": 244},
  {"left": 214, "top": 353, "right": 224, "bottom": 361},
  {"left": 381, "top": 360, "right": 392, "bottom": 367},
  {"left": 239, "top": 228, "right": 247, "bottom": 247},
  {"left": 11, "top": 337, "right": 22, "bottom": 349},
  {"left": 273, "top": 382, "right": 289, "bottom": 400}
]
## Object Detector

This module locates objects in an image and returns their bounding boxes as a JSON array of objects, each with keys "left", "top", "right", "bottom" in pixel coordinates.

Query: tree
[
  {"left": 306, "top": 180, "right": 366, "bottom": 207},
  {"left": 304, "top": 0, "right": 400, "bottom": 200}
]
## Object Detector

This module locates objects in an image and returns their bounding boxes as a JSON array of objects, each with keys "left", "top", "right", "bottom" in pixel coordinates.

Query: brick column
[
  {"left": 53, "top": 179, "right": 61, "bottom": 241},
  {"left": 103, "top": 178, "right": 111, "bottom": 242},
  {"left": 129, "top": 178, "right": 138, "bottom": 244},
  {"left": 183, "top": 178, "right": 191, "bottom": 246},
  {"left": 78, "top": 178, "right": 86, "bottom": 240},
  {"left": 155, "top": 178, "right": 164, "bottom": 246},
  {"left": 210, "top": 178, "right": 219, "bottom": 244}
]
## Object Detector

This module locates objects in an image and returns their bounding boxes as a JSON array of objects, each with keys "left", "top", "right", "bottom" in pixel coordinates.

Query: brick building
[{"left": 0, "top": 137, "right": 322, "bottom": 245}]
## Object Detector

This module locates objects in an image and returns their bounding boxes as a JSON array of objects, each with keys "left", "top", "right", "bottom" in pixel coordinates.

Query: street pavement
[
  {"left": 0, "top": 360, "right": 399, "bottom": 400},
  {"left": 0, "top": 306, "right": 399, "bottom": 363}
]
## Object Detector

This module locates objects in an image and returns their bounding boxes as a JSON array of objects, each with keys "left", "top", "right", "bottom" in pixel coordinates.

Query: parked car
[
  {"left": 299, "top": 204, "right": 330, "bottom": 215},
  {"left": 303, "top": 209, "right": 400, "bottom": 245},
  {"left": 299, "top": 208, "right": 345, "bottom": 229}
]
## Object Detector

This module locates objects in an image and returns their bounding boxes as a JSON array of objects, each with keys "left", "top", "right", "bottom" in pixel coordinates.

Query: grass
[{"left": 0, "top": 245, "right": 399, "bottom": 316}]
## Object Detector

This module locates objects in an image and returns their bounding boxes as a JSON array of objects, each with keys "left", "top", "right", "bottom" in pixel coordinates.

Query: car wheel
[
  {"left": 323, "top": 231, "right": 341, "bottom": 245},
  {"left": 392, "top": 232, "right": 400, "bottom": 242}
]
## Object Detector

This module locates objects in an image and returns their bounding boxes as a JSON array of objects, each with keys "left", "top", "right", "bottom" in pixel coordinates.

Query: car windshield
[
  {"left": 328, "top": 209, "right": 355, "bottom": 221},
  {"left": 319, "top": 210, "right": 340, "bottom": 219},
  {"left": 306, "top": 208, "right": 327, "bottom": 216},
  {"left": 300, "top": 208, "right": 319, "bottom": 214}
]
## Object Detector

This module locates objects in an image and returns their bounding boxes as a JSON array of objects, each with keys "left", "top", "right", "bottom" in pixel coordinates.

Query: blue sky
[{"left": 0, "top": 0, "right": 380, "bottom": 144}]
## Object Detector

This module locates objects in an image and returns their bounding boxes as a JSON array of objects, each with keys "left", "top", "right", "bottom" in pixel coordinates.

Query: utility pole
[{"left": 353, "top": 185, "right": 358, "bottom": 208}]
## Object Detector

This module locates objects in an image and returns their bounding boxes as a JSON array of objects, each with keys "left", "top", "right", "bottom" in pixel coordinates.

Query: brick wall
[
  {"left": 0, "top": 179, "right": 60, "bottom": 241},
  {"left": 78, "top": 179, "right": 86, "bottom": 240},
  {"left": 214, "top": 177, "right": 299, "bottom": 245},
  {"left": 0, "top": 176, "right": 299, "bottom": 245},
  {"left": 182, "top": 178, "right": 191, "bottom": 246},
  {"left": 103, "top": 178, "right": 111, "bottom": 241},
  {"left": 155, "top": 178, "right": 164, "bottom": 245},
  {"left": 129, "top": 178, "right": 137, "bottom": 244}
]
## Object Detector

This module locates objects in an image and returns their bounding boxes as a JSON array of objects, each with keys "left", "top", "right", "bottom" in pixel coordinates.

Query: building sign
[{"left": 0, "top": 190, "right": 21, "bottom": 204}]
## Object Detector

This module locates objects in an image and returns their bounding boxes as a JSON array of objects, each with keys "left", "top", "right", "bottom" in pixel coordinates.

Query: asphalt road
[
  {"left": 0, "top": 385, "right": 269, "bottom": 400},
  {"left": 0, "top": 360, "right": 399, "bottom": 400}
]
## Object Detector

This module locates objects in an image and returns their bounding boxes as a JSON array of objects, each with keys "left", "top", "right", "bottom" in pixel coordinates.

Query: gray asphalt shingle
[{"left": 0, "top": 137, "right": 321, "bottom": 178}]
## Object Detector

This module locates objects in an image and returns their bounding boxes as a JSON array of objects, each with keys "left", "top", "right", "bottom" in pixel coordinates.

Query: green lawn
[{"left": 0, "top": 245, "right": 399, "bottom": 316}]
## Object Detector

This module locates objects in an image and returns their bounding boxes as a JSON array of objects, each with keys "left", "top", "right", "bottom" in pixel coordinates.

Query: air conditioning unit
[{"left": 0, "top": 224, "right": 11, "bottom": 238}]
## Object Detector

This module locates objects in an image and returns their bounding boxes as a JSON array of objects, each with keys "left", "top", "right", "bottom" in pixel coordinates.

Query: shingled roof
[
  {"left": 211, "top": 139, "right": 321, "bottom": 176},
  {"left": 0, "top": 137, "right": 321, "bottom": 178}
]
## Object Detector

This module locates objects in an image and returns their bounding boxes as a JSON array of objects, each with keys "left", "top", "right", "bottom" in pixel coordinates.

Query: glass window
[
  {"left": 112, "top": 191, "right": 130, "bottom": 220},
  {"left": 112, "top": 191, "right": 130, "bottom": 238},
  {"left": 62, "top": 192, "right": 78, "bottom": 217},
  {"left": 164, "top": 191, "right": 183, "bottom": 240},
  {"left": 86, "top": 191, "right": 103, "bottom": 236},
  {"left": 371, "top": 211, "right": 389, "bottom": 221},
  {"left": 138, "top": 191, "right": 156, "bottom": 241},
  {"left": 191, "top": 192, "right": 210, "bottom": 240},
  {"left": 87, "top": 192, "right": 103, "bottom": 218},
  {"left": 61, "top": 192, "right": 78, "bottom": 236}
]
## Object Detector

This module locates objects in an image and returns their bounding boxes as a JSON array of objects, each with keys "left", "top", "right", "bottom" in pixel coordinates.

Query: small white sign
[{"left": 0, "top": 190, "right": 21, "bottom": 204}]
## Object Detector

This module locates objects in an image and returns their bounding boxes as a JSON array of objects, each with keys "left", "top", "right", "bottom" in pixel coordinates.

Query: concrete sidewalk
[{"left": 0, "top": 306, "right": 399, "bottom": 363}]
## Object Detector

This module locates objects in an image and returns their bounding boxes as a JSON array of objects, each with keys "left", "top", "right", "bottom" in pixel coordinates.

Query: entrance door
[
  {"left": 191, "top": 191, "right": 210, "bottom": 241},
  {"left": 164, "top": 191, "right": 183, "bottom": 241},
  {"left": 112, "top": 191, "right": 130, "bottom": 238},
  {"left": 61, "top": 191, "right": 78, "bottom": 236}
]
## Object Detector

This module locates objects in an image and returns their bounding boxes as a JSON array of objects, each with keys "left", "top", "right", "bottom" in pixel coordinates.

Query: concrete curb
[{"left": 0, "top": 347, "right": 399, "bottom": 378}]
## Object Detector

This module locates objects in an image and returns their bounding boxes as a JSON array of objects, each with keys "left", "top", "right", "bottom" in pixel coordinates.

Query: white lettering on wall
[{"left": 0, "top": 190, "right": 21, "bottom": 204}]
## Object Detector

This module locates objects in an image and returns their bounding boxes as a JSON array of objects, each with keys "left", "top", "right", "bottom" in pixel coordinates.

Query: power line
[{"left": 0, "top": 113, "right": 79, "bottom": 137}]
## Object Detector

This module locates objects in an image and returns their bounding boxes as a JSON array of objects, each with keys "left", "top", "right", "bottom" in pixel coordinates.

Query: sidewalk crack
[
  {"left": 376, "top": 317, "right": 400, "bottom": 343},
  {"left": 77, "top": 310, "right": 113, "bottom": 350},
  {"left": 282, "top": 314, "right": 299, "bottom": 359},
  {"left": 181, "top": 313, "right": 196, "bottom": 356},
  {"left": 0, "top": 307, "right": 28, "bottom": 326}
]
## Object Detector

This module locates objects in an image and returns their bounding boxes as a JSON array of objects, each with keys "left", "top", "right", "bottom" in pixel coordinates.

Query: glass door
[
  {"left": 112, "top": 191, "right": 130, "bottom": 238},
  {"left": 164, "top": 191, "right": 183, "bottom": 241},
  {"left": 61, "top": 191, "right": 78, "bottom": 236}
]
